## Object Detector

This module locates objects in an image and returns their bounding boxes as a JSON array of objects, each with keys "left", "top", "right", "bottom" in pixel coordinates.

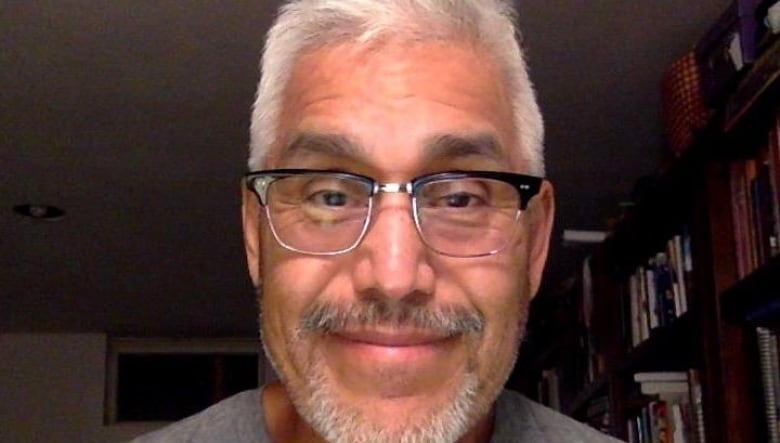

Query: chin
[
  {"left": 302, "top": 366, "right": 481, "bottom": 443},
  {"left": 277, "top": 342, "right": 512, "bottom": 443}
]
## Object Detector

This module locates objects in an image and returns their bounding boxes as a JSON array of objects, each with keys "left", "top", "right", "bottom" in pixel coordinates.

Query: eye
[
  {"left": 442, "top": 192, "right": 483, "bottom": 208},
  {"left": 301, "top": 176, "right": 368, "bottom": 209},
  {"left": 420, "top": 179, "right": 490, "bottom": 208},
  {"left": 310, "top": 190, "right": 349, "bottom": 207}
]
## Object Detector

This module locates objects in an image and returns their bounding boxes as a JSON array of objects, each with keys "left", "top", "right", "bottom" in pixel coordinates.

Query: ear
[
  {"left": 525, "top": 180, "right": 555, "bottom": 298},
  {"left": 242, "top": 183, "right": 263, "bottom": 287}
]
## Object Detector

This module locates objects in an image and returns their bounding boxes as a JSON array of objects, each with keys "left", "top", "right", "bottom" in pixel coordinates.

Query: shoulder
[
  {"left": 128, "top": 388, "right": 270, "bottom": 443},
  {"left": 491, "top": 390, "right": 625, "bottom": 443}
]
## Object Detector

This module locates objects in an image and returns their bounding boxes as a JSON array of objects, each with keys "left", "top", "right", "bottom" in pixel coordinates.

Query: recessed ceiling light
[{"left": 12, "top": 204, "right": 66, "bottom": 221}]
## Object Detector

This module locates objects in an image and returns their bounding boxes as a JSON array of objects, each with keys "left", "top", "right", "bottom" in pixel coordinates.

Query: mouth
[
  {"left": 325, "top": 327, "right": 460, "bottom": 366},
  {"left": 317, "top": 326, "right": 472, "bottom": 397},
  {"left": 334, "top": 327, "right": 456, "bottom": 347}
]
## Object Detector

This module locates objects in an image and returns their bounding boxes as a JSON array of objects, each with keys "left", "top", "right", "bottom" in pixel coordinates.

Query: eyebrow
[
  {"left": 280, "top": 132, "right": 364, "bottom": 163},
  {"left": 422, "top": 133, "right": 506, "bottom": 164},
  {"left": 279, "top": 131, "right": 506, "bottom": 165}
]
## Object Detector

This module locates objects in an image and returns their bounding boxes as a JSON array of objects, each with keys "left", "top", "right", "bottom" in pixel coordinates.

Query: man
[{"left": 134, "top": 0, "right": 621, "bottom": 442}]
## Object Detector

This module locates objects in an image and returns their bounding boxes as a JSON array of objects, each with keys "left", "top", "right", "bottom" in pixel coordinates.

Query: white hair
[{"left": 249, "top": 0, "right": 545, "bottom": 176}]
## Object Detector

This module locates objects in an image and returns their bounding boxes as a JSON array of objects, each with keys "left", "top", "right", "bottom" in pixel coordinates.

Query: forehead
[{"left": 270, "top": 40, "right": 519, "bottom": 172}]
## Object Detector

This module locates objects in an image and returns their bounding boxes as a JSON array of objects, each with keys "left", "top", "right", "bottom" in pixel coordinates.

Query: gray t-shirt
[{"left": 130, "top": 387, "right": 623, "bottom": 442}]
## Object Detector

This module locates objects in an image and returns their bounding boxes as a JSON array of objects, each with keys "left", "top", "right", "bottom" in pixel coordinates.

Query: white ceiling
[{"left": 1, "top": 0, "right": 730, "bottom": 336}]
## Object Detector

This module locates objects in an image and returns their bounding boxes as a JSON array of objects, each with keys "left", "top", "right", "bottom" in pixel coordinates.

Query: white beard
[
  {"left": 259, "top": 297, "right": 518, "bottom": 443},
  {"left": 296, "top": 358, "right": 481, "bottom": 443}
]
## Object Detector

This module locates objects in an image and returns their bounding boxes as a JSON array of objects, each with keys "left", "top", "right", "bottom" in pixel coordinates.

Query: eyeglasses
[{"left": 244, "top": 169, "right": 543, "bottom": 258}]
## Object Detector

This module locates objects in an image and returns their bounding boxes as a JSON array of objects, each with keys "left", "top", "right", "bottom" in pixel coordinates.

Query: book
[
  {"left": 627, "top": 370, "right": 705, "bottom": 442},
  {"left": 646, "top": 260, "right": 660, "bottom": 331},
  {"left": 634, "top": 371, "right": 689, "bottom": 383},
  {"left": 623, "top": 233, "right": 695, "bottom": 350},
  {"left": 668, "top": 235, "right": 688, "bottom": 316},
  {"left": 651, "top": 401, "right": 673, "bottom": 443},
  {"left": 768, "top": 113, "right": 780, "bottom": 257},
  {"left": 729, "top": 133, "right": 780, "bottom": 279},
  {"left": 640, "top": 381, "right": 690, "bottom": 397},
  {"left": 629, "top": 273, "right": 642, "bottom": 347},
  {"left": 752, "top": 156, "right": 776, "bottom": 264},
  {"left": 653, "top": 252, "right": 678, "bottom": 326},
  {"left": 628, "top": 396, "right": 698, "bottom": 443},
  {"left": 688, "top": 369, "right": 706, "bottom": 443},
  {"left": 681, "top": 228, "right": 694, "bottom": 300},
  {"left": 757, "top": 327, "right": 780, "bottom": 443},
  {"left": 638, "top": 267, "right": 651, "bottom": 341}
]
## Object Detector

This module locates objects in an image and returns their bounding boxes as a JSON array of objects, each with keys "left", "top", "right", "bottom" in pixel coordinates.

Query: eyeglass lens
[
  {"left": 263, "top": 174, "right": 522, "bottom": 257},
  {"left": 415, "top": 177, "right": 520, "bottom": 256},
  {"left": 265, "top": 174, "right": 372, "bottom": 254}
]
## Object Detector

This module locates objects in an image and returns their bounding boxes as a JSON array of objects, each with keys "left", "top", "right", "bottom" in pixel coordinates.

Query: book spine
[
  {"left": 758, "top": 327, "right": 780, "bottom": 443},
  {"left": 671, "top": 402, "right": 686, "bottom": 443},
  {"left": 670, "top": 235, "right": 688, "bottom": 315},
  {"left": 745, "top": 159, "right": 760, "bottom": 272},
  {"left": 731, "top": 161, "right": 750, "bottom": 278},
  {"left": 681, "top": 227, "right": 694, "bottom": 301},
  {"left": 639, "top": 266, "right": 650, "bottom": 341},
  {"left": 653, "top": 253, "right": 678, "bottom": 327},
  {"left": 646, "top": 263, "right": 660, "bottom": 331},
  {"left": 629, "top": 273, "right": 641, "bottom": 348},
  {"left": 688, "top": 369, "right": 706, "bottom": 443}
]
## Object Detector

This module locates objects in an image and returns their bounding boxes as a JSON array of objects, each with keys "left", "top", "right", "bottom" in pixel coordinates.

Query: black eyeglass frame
[{"left": 244, "top": 169, "right": 544, "bottom": 257}]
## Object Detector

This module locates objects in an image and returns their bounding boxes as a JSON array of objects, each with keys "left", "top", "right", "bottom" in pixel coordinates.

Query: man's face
[{"left": 243, "top": 40, "right": 554, "bottom": 442}]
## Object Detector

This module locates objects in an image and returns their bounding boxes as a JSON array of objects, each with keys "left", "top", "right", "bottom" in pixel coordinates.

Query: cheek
[
  {"left": 260, "top": 250, "right": 345, "bottom": 377},
  {"left": 451, "top": 247, "right": 530, "bottom": 311},
  {"left": 263, "top": 259, "right": 326, "bottom": 321},
  {"left": 260, "top": 237, "right": 350, "bottom": 332},
  {"left": 446, "top": 251, "right": 530, "bottom": 357}
]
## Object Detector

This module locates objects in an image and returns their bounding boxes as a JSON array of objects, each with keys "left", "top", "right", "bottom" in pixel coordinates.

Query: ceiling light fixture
[{"left": 12, "top": 204, "right": 66, "bottom": 221}]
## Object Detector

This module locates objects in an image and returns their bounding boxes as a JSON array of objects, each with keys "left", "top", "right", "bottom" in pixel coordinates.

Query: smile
[{"left": 328, "top": 328, "right": 460, "bottom": 363}]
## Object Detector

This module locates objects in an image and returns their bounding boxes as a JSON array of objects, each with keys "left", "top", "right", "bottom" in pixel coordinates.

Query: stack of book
[
  {"left": 627, "top": 370, "right": 706, "bottom": 443},
  {"left": 624, "top": 232, "right": 694, "bottom": 348}
]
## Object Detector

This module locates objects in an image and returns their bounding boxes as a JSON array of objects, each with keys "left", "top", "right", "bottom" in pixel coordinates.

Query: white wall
[{"left": 0, "top": 334, "right": 161, "bottom": 443}]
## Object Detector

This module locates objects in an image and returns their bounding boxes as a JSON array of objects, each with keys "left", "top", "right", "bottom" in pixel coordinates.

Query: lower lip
[
  {"left": 324, "top": 334, "right": 464, "bottom": 396},
  {"left": 329, "top": 334, "right": 455, "bottom": 363}
]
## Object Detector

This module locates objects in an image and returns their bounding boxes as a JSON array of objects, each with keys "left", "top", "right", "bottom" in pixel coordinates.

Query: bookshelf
[
  {"left": 517, "top": 20, "right": 780, "bottom": 443},
  {"left": 721, "top": 255, "right": 780, "bottom": 329}
]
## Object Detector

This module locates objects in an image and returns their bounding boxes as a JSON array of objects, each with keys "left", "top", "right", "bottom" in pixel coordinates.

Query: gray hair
[{"left": 249, "top": 0, "right": 545, "bottom": 176}]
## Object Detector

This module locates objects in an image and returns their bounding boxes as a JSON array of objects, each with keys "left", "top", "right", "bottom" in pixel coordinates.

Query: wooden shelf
[
  {"left": 721, "top": 254, "right": 780, "bottom": 328},
  {"left": 617, "top": 310, "right": 699, "bottom": 374}
]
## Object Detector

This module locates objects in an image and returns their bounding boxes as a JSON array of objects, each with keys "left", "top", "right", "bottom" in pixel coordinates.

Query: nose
[{"left": 351, "top": 194, "right": 435, "bottom": 303}]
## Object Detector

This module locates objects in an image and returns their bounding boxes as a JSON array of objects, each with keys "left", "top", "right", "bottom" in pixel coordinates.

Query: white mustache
[{"left": 297, "top": 299, "right": 485, "bottom": 338}]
